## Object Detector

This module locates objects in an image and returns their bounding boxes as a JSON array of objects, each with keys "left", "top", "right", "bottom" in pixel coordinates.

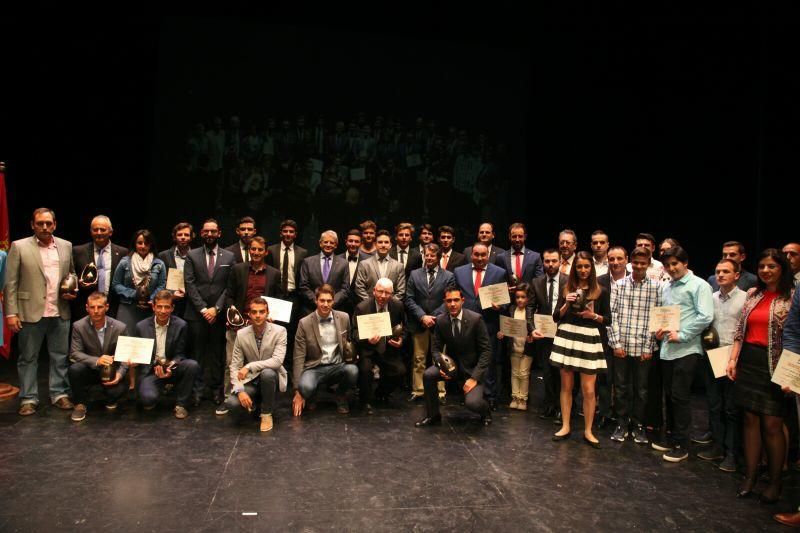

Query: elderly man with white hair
[
  {"left": 353, "top": 277, "right": 406, "bottom": 414},
  {"left": 298, "top": 229, "right": 350, "bottom": 316}
]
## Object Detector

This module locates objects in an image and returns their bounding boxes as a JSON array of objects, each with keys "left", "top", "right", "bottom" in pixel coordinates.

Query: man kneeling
[
  {"left": 135, "top": 290, "right": 199, "bottom": 419},
  {"left": 225, "top": 297, "right": 288, "bottom": 431}
]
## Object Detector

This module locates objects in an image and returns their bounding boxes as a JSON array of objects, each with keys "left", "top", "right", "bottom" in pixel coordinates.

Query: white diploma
[
  {"left": 533, "top": 314, "right": 557, "bottom": 339},
  {"left": 771, "top": 349, "right": 800, "bottom": 394},
  {"left": 262, "top": 297, "right": 293, "bottom": 323},
  {"left": 706, "top": 345, "right": 732, "bottom": 379},
  {"left": 166, "top": 268, "right": 184, "bottom": 291},
  {"left": 500, "top": 315, "right": 528, "bottom": 338},
  {"left": 356, "top": 312, "right": 392, "bottom": 340},
  {"left": 478, "top": 282, "right": 511, "bottom": 309},
  {"left": 648, "top": 305, "right": 681, "bottom": 333},
  {"left": 113, "top": 336, "right": 154, "bottom": 365}
]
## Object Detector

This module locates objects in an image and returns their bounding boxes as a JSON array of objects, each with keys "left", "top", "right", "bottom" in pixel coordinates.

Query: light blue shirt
[
  {"left": 660, "top": 272, "right": 714, "bottom": 360},
  {"left": 94, "top": 319, "right": 108, "bottom": 349}
]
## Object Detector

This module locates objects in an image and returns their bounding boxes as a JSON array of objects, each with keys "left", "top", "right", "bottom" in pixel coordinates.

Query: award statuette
[
  {"left": 155, "top": 354, "right": 176, "bottom": 374},
  {"left": 226, "top": 305, "right": 248, "bottom": 330},
  {"left": 702, "top": 325, "right": 720, "bottom": 350},
  {"left": 341, "top": 332, "right": 357, "bottom": 363},
  {"left": 79, "top": 262, "right": 99, "bottom": 288},
  {"left": 391, "top": 323, "right": 404, "bottom": 342},
  {"left": 135, "top": 276, "right": 151, "bottom": 310},
  {"left": 435, "top": 345, "right": 458, "bottom": 379},
  {"left": 59, "top": 273, "right": 79, "bottom": 296},
  {"left": 99, "top": 362, "right": 116, "bottom": 383},
  {"left": 569, "top": 288, "right": 587, "bottom": 313}
]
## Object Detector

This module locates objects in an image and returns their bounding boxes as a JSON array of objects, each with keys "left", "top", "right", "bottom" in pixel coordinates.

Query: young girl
[{"left": 497, "top": 283, "right": 539, "bottom": 410}]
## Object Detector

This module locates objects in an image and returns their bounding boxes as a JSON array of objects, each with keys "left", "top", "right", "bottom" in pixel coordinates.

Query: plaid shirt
[{"left": 607, "top": 274, "right": 662, "bottom": 356}]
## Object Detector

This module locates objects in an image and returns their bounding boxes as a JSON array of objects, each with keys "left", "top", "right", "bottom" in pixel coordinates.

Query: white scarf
[{"left": 131, "top": 252, "right": 154, "bottom": 286}]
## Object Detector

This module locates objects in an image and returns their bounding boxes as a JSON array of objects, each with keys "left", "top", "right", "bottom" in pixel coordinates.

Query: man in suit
[
  {"left": 5, "top": 207, "right": 77, "bottom": 415},
  {"left": 299, "top": 230, "right": 350, "bottom": 315},
  {"left": 529, "top": 248, "right": 568, "bottom": 420},
  {"left": 405, "top": 243, "right": 456, "bottom": 402},
  {"left": 463, "top": 222, "right": 505, "bottom": 267},
  {"left": 72, "top": 215, "right": 128, "bottom": 319},
  {"left": 437, "top": 225, "right": 466, "bottom": 272},
  {"left": 497, "top": 222, "right": 543, "bottom": 289},
  {"left": 558, "top": 229, "right": 578, "bottom": 275},
  {"left": 353, "top": 278, "right": 406, "bottom": 414},
  {"left": 135, "top": 290, "right": 199, "bottom": 419},
  {"left": 355, "top": 230, "right": 406, "bottom": 302},
  {"left": 338, "top": 229, "right": 363, "bottom": 314},
  {"left": 415, "top": 286, "right": 492, "bottom": 427},
  {"left": 454, "top": 243, "right": 508, "bottom": 409},
  {"left": 292, "top": 284, "right": 358, "bottom": 417},
  {"left": 416, "top": 223, "right": 435, "bottom": 257},
  {"left": 224, "top": 297, "right": 288, "bottom": 432},
  {"left": 783, "top": 242, "right": 800, "bottom": 286},
  {"left": 389, "top": 222, "right": 422, "bottom": 278},
  {"left": 706, "top": 241, "right": 758, "bottom": 291},
  {"left": 157, "top": 221, "right": 194, "bottom": 318},
  {"left": 224, "top": 216, "right": 257, "bottom": 264},
  {"left": 184, "top": 218, "right": 236, "bottom": 406}
]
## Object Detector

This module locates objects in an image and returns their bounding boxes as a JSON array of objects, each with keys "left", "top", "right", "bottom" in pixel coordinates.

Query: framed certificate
[
  {"left": 356, "top": 312, "right": 392, "bottom": 340},
  {"left": 499, "top": 315, "right": 528, "bottom": 338}
]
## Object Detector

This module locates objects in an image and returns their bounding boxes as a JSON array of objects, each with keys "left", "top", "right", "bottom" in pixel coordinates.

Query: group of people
[{"left": 3, "top": 208, "right": 800, "bottom": 523}]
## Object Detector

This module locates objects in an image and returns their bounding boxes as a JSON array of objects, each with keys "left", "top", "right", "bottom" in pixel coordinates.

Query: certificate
[
  {"left": 533, "top": 314, "right": 557, "bottom": 339},
  {"left": 113, "top": 336, "right": 154, "bottom": 365},
  {"left": 262, "top": 297, "right": 293, "bottom": 324},
  {"left": 706, "top": 345, "right": 732, "bottom": 379},
  {"left": 771, "top": 349, "right": 800, "bottom": 394},
  {"left": 648, "top": 305, "right": 681, "bottom": 333},
  {"left": 356, "top": 312, "right": 392, "bottom": 340},
  {"left": 478, "top": 282, "right": 511, "bottom": 309},
  {"left": 166, "top": 268, "right": 184, "bottom": 292},
  {"left": 500, "top": 315, "right": 528, "bottom": 338}
]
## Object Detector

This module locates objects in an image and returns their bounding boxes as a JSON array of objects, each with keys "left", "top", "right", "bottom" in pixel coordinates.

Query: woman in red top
[{"left": 726, "top": 249, "right": 794, "bottom": 504}]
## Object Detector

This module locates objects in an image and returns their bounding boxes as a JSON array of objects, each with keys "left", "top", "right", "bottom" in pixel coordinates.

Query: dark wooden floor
[{"left": 0, "top": 358, "right": 796, "bottom": 532}]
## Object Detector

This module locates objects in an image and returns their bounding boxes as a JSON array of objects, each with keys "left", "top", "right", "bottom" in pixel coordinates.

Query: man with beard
[
  {"left": 158, "top": 222, "right": 194, "bottom": 318},
  {"left": 498, "top": 222, "right": 543, "bottom": 288},
  {"left": 463, "top": 222, "right": 505, "bottom": 267}
]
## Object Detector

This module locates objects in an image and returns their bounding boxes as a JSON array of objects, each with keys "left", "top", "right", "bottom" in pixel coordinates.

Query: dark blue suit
[
  {"left": 405, "top": 267, "right": 456, "bottom": 333},
  {"left": 497, "top": 248, "right": 544, "bottom": 284}
]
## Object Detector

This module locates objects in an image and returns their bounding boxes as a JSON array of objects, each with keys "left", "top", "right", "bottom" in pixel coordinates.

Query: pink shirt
[{"left": 38, "top": 239, "right": 60, "bottom": 317}]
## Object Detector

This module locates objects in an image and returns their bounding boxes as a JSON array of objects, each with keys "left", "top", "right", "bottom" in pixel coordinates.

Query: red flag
[{"left": 0, "top": 162, "right": 12, "bottom": 358}]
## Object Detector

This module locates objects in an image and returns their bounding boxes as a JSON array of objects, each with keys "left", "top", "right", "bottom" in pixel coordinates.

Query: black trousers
[
  {"left": 188, "top": 318, "right": 226, "bottom": 399},
  {"left": 537, "top": 339, "right": 561, "bottom": 410},
  {"left": 223, "top": 369, "right": 279, "bottom": 414},
  {"left": 701, "top": 354, "right": 740, "bottom": 454},
  {"left": 645, "top": 350, "right": 673, "bottom": 431},
  {"left": 358, "top": 350, "right": 406, "bottom": 404},
  {"left": 68, "top": 362, "right": 128, "bottom": 406},
  {"left": 423, "top": 365, "right": 487, "bottom": 419},
  {"left": 613, "top": 355, "right": 651, "bottom": 428},
  {"left": 662, "top": 353, "right": 700, "bottom": 447},
  {"left": 137, "top": 359, "right": 200, "bottom": 408}
]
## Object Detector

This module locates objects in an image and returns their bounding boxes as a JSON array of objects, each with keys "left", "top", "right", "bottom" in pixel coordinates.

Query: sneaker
[
  {"left": 719, "top": 454, "right": 737, "bottom": 473},
  {"left": 697, "top": 446, "right": 725, "bottom": 461},
  {"left": 336, "top": 396, "right": 350, "bottom": 414},
  {"left": 260, "top": 413, "right": 273, "bottom": 432},
  {"left": 651, "top": 440, "right": 673, "bottom": 452},
  {"left": 215, "top": 402, "right": 229, "bottom": 415},
  {"left": 174, "top": 406, "right": 188, "bottom": 419},
  {"left": 663, "top": 445, "right": 689, "bottom": 463},
  {"left": 691, "top": 430, "right": 713, "bottom": 445},
  {"left": 632, "top": 425, "right": 649, "bottom": 445},
  {"left": 509, "top": 399, "right": 519, "bottom": 410},
  {"left": 610, "top": 425, "right": 628, "bottom": 442},
  {"left": 105, "top": 402, "right": 118, "bottom": 410},
  {"left": 70, "top": 404, "right": 87, "bottom": 422}
]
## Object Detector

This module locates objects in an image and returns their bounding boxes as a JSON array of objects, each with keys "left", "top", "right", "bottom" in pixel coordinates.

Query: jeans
[
  {"left": 663, "top": 353, "right": 700, "bottom": 447},
  {"left": 224, "top": 368, "right": 279, "bottom": 414},
  {"left": 297, "top": 363, "right": 358, "bottom": 400},
  {"left": 138, "top": 359, "right": 200, "bottom": 408},
  {"left": 702, "top": 354, "right": 740, "bottom": 454},
  {"left": 17, "top": 317, "right": 70, "bottom": 405},
  {"left": 613, "top": 355, "right": 651, "bottom": 428}
]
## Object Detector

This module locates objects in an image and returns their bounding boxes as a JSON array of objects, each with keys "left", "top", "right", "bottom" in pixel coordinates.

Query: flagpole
[{"left": 0, "top": 160, "right": 20, "bottom": 401}]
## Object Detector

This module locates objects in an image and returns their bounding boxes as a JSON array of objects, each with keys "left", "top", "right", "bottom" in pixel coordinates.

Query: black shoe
[
  {"left": 539, "top": 406, "right": 556, "bottom": 419},
  {"left": 407, "top": 393, "right": 423, "bottom": 402},
  {"left": 415, "top": 415, "right": 442, "bottom": 428},
  {"left": 697, "top": 446, "right": 725, "bottom": 461},
  {"left": 691, "top": 430, "right": 713, "bottom": 445},
  {"left": 610, "top": 425, "right": 628, "bottom": 442},
  {"left": 482, "top": 413, "right": 493, "bottom": 426},
  {"left": 597, "top": 416, "right": 611, "bottom": 429},
  {"left": 552, "top": 431, "right": 571, "bottom": 442},
  {"left": 631, "top": 425, "right": 649, "bottom": 445},
  {"left": 583, "top": 435, "right": 601, "bottom": 449},
  {"left": 553, "top": 411, "right": 562, "bottom": 425},
  {"left": 759, "top": 493, "right": 781, "bottom": 505},
  {"left": 737, "top": 478, "right": 756, "bottom": 498}
]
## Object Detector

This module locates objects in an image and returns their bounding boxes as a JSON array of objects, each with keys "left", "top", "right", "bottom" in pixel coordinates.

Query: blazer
[
  {"left": 111, "top": 256, "right": 167, "bottom": 305},
  {"left": 441, "top": 250, "right": 467, "bottom": 272},
  {"left": 389, "top": 246, "right": 423, "bottom": 278},
  {"left": 463, "top": 245, "right": 506, "bottom": 267},
  {"left": 337, "top": 251, "right": 363, "bottom": 313},
  {"left": 404, "top": 266, "right": 456, "bottom": 333},
  {"left": 69, "top": 315, "right": 129, "bottom": 377},
  {"left": 497, "top": 248, "right": 543, "bottom": 284},
  {"left": 354, "top": 254, "right": 406, "bottom": 302},
  {"left": 183, "top": 246, "right": 236, "bottom": 321},
  {"left": 225, "top": 262, "right": 282, "bottom": 313},
  {"left": 4, "top": 235, "right": 75, "bottom": 322},
  {"left": 157, "top": 246, "right": 190, "bottom": 317},
  {"left": 265, "top": 243, "right": 308, "bottom": 292},
  {"left": 134, "top": 314, "right": 189, "bottom": 378},
  {"left": 298, "top": 254, "right": 350, "bottom": 314},
  {"left": 293, "top": 309, "right": 352, "bottom": 391},
  {"left": 530, "top": 273, "right": 568, "bottom": 316},
  {"left": 431, "top": 309, "right": 491, "bottom": 383},
  {"left": 72, "top": 241, "right": 128, "bottom": 317},
  {"left": 454, "top": 262, "right": 508, "bottom": 327},
  {"left": 229, "top": 323, "right": 288, "bottom": 392},
  {"left": 224, "top": 241, "right": 247, "bottom": 264},
  {"left": 353, "top": 296, "right": 405, "bottom": 359}
]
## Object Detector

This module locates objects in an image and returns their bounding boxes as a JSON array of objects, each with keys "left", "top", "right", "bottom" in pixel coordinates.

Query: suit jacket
[
  {"left": 157, "top": 246, "right": 189, "bottom": 317},
  {"left": 498, "top": 248, "right": 543, "bottom": 284},
  {"left": 337, "top": 251, "right": 363, "bottom": 313},
  {"left": 69, "top": 315, "right": 128, "bottom": 376},
  {"left": 441, "top": 250, "right": 467, "bottom": 272},
  {"left": 298, "top": 253, "right": 350, "bottom": 314},
  {"left": 454, "top": 262, "right": 508, "bottom": 327},
  {"left": 72, "top": 241, "right": 128, "bottom": 318},
  {"left": 431, "top": 309, "right": 491, "bottom": 383},
  {"left": 353, "top": 296, "right": 405, "bottom": 359},
  {"left": 4, "top": 236, "right": 75, "bottom": 322},
  {"left": 463, "top": 245, "right": 506, "bottom": 267},
  {"left": 230, "top": 323, "right": 288, "bottom": 392},
  {"left": 265, "top": 243, "right": 308, "bottom": 293},
  {"left": 293, "top": 310, "right": 352, "bottom": 390},
  {"left": 224, "top": 241, "right": 247, "bottom": 264},
  {"left": 183, "top": 246, "right": 236, "bottom": 321},
  {"left": 225, "top": 262, "right": 282, "bottom": 313},
  {"left": 389, "top": 246, "right": 423, "bottom": 278},
  {"left": 135, "top": 314, "right": 188, "bottom": 378},
  {"left": 404, "top": 266, "right": 456, "bottom": 332},
  {"left": 354, "top": 254, "right": 406, "bottom": 302},
  {"left": 530, "top": 273, "right": 568, "bottom": 316}
]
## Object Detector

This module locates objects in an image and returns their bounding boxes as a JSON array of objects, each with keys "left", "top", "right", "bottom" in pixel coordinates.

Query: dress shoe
[
  {"left": 174, "top": 406, "right": 189, "bottom": 419},
  {"left": 690, "top": 430, "right": 713, "bottom": 445},
  {"left": 697, "top": 446, "right": 724, "bottom": 461},
  {"left": 773, "top": 511, "right": 800, "bottom": 527},
  {"left": 407, "top": 393, "right": 423, "bottom": 402},
  {"left": 539, "top": 406, "right": 556, "bottom": 419},
  {"left": 415, "top": 415, "right": 442, "bottom": 428},
  {"left": 552, "top": 431, "right": 571, "bottom": 442},
  {"left": 482, "top": 413, "right": 493, "bottom": 426},
  {"left": 53, "top": 397, "right": 74, "bottom": 410},
  {"left": 364, "top": 403, "right": 375, "bottom": 415},
  {"left": 583, "top": 435, "right": 601, "bottom": 449},
  {"left": 759, "top": 493, "right": 780, "bottom": 505},
  {"left": 18, "top": 403, "right": 36, "bottom": 416}
]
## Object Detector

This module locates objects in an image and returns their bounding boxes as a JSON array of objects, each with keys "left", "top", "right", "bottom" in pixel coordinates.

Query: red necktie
[
  {"left": 474, "top": 268, "right": 483, "bottom": 296},
  {"left": 514, "top": 252, "right": 522, "bottom": 280}
]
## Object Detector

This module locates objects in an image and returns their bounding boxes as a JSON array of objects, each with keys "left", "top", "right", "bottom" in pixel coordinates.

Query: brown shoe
[
  {"left": 174, "top": 406, "right": 189, "bottom": 419},
  {"left": 774, "top": 511, "right": 800, "bottom": 528},
  {"left": 53, "top": 397, "right": 74, "bottom": 410},
  {"left": 336, "top": 396, "right": 350, "bottom": 414},
  {"left": 71, "top": 404, "right": 87, "bottom": 422},
  {"left": 18, "top": 403, "right": 36, "bottom": 416},
  {"left": 260, "top": 413, "right": 273, "bottom": 432}
]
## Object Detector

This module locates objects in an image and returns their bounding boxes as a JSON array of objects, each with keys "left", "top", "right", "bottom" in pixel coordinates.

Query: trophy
[
  {"left": 341, "top": 332, "right": 357, "bottom": 363},
  {"left": 99, "top": 362, "right": 116, "bottom": 383},
  {"left": 702, "top": 325, "right": 720, "bottom": 350},
  {"left": 391, "top": 323, "right": 404, "bottom": 342},
  {"left": 155, "top": 354, "right": 176, "bottom": 374},
  {"left": 79, "top": 262, "right": 98, "bottom": 288},
  {"left": 435, "top": 345, "right": 458, "bottom": 379},
  {"left": 226, "top": 305, "right": 248, "bottom": 330},
  {"left": 569, "top": 288, "right": 588, "bottom": 313},
  {"left": 59, "top": 273, "right": 79, "bottom": 296},
  {"left": 135, "top": 275, "right": 151, "bottom": 309}
]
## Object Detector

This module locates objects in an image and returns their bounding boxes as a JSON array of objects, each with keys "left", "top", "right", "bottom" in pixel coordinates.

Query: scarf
[{"left": 131, "top": 252, "right": 154, "bottom": 286}]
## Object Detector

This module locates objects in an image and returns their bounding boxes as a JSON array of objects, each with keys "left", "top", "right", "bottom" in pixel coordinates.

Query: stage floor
[{"left": 0, "top": 361, "right": 796, "bottom": 532}]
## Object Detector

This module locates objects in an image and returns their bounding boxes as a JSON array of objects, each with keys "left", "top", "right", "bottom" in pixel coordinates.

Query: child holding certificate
[{"left": 497, "top": 283, "right": 540, "bottom": 411}]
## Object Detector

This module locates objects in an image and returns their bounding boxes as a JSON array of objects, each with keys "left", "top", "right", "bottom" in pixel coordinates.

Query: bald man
[{"left": 72, "top": 215, "right": 128, "bottom": 318}]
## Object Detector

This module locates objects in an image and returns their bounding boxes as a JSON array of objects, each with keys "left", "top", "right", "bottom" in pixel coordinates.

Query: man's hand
[
  {"left": 97, "top": 355, "right": 114, "bottom": 367},
  {"left": 613, "top": 348, "right": 626, "bottom": 359},
  {"left": 202, "top": 307, "right": 218, "bottom": 324},
  {"left": 490, "top": 302, "right": 501, "bottom": 311},
  {"left": 173, "top": 289, "right": 185, "bottom": 300},
  {"left": 292, "top": 391, "right": 305, "bottom": 417},
  {"left": 154, "top": 364, "right": 173, "bottom": 379},
  {"left": 368, "top": 335, "right": 381, "bottom": 345},
  {"left": 463, "top": 378, "right": 477, "bottom": 394},
  {"left": 237, "top": 391, "right": 253, "bottom": 411},
  {"left": 497, "top": 331, "right": 505, "bottom": 340},
  {"left": 421, "top": 315, "right": 436, "bottom": 328},
  {"left": 102, "top": 372, "right": 122, "bottom": 387},
  {"left": 439, "top": 369, "right": 452, "bottom": 381},
  {"left": 641, "top": 352, "right": 653, "bottom": 361},
  {"left": 237, "top": 367, "right": 249, "bottom": 381},
  {"left": 7, "top": 316, "right": 22, "bottom": 333},
  {"left": 61, "top": 291, "right": 77, "bottom": 301},
  {"left": 531, "top": 330, "right": 544, "bottom": 340},
  {"left": 388, "top": 338, "right": 402, "bottom": 349},
  {"left": 666, "top": 331, "right": 680, "bottom": 343}
]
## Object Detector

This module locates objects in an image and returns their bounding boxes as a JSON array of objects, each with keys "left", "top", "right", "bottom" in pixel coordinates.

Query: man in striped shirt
[{"left": 608, "top": 247, "right": 662, "bottom": 445}]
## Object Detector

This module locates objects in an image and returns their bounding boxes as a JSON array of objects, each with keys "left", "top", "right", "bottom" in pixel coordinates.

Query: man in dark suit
[
  {"left": 529, "top": 249, "right": 567, "bottom": 420},
  {"left": 299, "top": 230, "right": 350, "bottom": 316},
  {"left": 454, "top": 243, "right": 509, "bottom": 408},
  {"left": 224, "top": 216, "right": 257, "bottom": 264},
  {"left": 72, "top": 215, "right": 128, "bottom": 319},
  {"left": 338, "top": 229, "right": 363, "bottom": 314},
  {"left": 135, "top": 290, "right": 199, "bottom": 419},
  {"left": 184, "top": 218, "right": 236, "bottom": 406},
  {"left": 416, "top": 223, "right": 435, "bottom": 257},
  {"left": 405, "top": 243, "right": 456, "bottom": 402},
  {"left": 389, "top": 222, "right": 422, "bottom": 278},
  {"left": 437, "top": 225, "right": 466, "bottom": 272},
  {"left": 705, "top": 241, "right": 758, "bottom": 291},
  {"left": 497, "top": 222, "right": 543, "bottom": 288},
  {"left": 67, "top": 292, "right": 129, "bottom": 421},
  {"left": 353, "top": 278, "right": 406, "bottom": 414},
  {"left": 415, "top": 286, "right": 492, "bottom": 427},
  {"left": 463, "top": 222, "right": 505, "bottom": 267},
  {"left": 157, "top": 222, "right": 194, "bottom": 319}
]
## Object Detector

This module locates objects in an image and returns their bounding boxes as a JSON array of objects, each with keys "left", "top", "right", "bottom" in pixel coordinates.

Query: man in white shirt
[
  {"left": 626, "top": 232, "right": 664, "bottom": 281},
  {"left": 590, "top": 230, "right": 610, "bottom": 277}
]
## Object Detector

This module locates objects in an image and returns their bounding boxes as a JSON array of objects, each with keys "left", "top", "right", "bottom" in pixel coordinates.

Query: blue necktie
[
  {"left": 96, "top": 247, "right": 106, "bottom": 294},
  {"left": 322, "top": 255, "right": 331, "bottom": 283}
]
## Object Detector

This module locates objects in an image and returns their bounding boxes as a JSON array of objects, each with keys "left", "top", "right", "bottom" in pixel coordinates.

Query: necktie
[
  {"left": 348, "top": 255, "right": 358, "bottom": 262},
  {"left": 473, "top": 268, "right": 483, "bottom": 296},
  {"left": 281, "top": 247, "right": 289, "bottom": 294},
  {"left": 453, "top": 317, "right": 461, "bottom": 337},
  {"left": 441, "top": 253, "right": 449, "bottom": 270},
  {"left": 560, "top": 258, "right": 569, "bottom": 274},
  {"left": 207, "top": 249, "right": 215, "bottom": 278},
  {"left": 548, "top": 277, "right": 555, "bottom": 311},
  {"left": 322, "top": 255, "right": 331, "bottom": 283},
  {"left": 96, "top": 247, "right": 106, "bottom": 294},
  {"left": 399, "top": 249, "right": 406, "bottom": 267},
  {"left": 514, "top": 252, "right": 522, "bottom": 280},
  {"left": 428, "top": 268, "right": 436, "bottom": 289},
  {"left": 244, "top": 246, "right": 250, "bottom": 263}
]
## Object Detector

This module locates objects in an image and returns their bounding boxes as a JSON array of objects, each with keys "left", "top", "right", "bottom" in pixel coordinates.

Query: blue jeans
[
  {"left": 17, "top": 317, "right": 70, "bottom": 405},
  {"left": 297, "top": 363, "right": 358, "bottom": 400}
]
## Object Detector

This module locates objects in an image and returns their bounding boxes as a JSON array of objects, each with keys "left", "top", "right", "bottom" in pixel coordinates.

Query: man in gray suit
[
  {"left": 67, "top": 292, "right": 129, "bottom": 421},
  {"left": 354, "top": 230, "right": 406, "bottom": 302},
  {"left": 224, "top": 297, "right": 288, "bottom": 432},
  {"left": 298, "top": 230, "right": 350, "bottom": 315},
  {"left": 292, "top": 284, "right": 358, "bottom": 417},
  {"left": 4, "top": 207, "right": 77, "bottom": 415}
]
